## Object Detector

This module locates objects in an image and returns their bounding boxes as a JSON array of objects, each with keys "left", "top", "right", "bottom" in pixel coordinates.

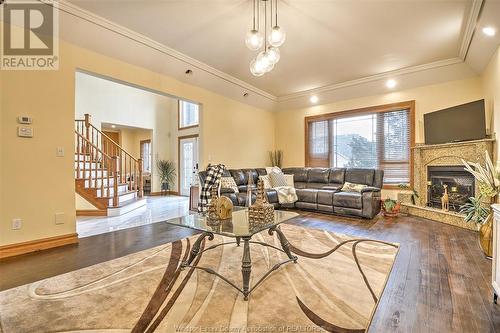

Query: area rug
[{"left": 0, "top": 224, "right": 399, "bottom": 333}]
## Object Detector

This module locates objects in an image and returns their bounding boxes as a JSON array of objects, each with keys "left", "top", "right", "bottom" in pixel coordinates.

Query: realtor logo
[{"left": 1, "top": 0, "right": 59, "bottom": 70}]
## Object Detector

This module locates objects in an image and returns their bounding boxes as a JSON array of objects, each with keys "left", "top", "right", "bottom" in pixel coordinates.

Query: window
[
  {"left": 179, "top": 100, "right": 199, "bottom": 129},
  {"left": 305, "top": 101, "right": 414, "bottom": 187},
  {"left": 140, "top": 140, "right": 152, "bottom": 173}
]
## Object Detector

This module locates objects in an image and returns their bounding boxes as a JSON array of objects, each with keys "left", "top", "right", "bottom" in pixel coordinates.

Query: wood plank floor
[{"left": 0, "top": 212, "right": 498, "bottom": 332}]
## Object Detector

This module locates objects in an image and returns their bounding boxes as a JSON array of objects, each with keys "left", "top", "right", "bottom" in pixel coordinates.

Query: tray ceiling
[{"left": 68, "top": 0, "right": 474, "bottom": 98}]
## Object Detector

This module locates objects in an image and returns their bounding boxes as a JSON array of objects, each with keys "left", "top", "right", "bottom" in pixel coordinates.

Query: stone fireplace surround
[{"left": 400, "top": 138, "right": 494, "bottom": 230}]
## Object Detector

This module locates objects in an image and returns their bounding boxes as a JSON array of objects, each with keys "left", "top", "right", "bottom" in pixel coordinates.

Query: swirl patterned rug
[{"left": 0, "top": 224, "right": 399, "bottom": 333}]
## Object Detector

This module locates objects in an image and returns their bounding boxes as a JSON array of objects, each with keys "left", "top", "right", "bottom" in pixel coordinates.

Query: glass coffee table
[{"left": 164, "top": 208, "right": 299, "bottom": 300}]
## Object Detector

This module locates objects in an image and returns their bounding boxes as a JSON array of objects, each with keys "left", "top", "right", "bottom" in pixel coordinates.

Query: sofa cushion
[
  {"left": 294, "top": 182, "right": 307, "bottom": 189},
  {"left": 345, "top": 168, "right": 375, "bottom": 186},
  {"left": 236, "top": 192, "right": 256, "bottom": 206},
  {"left": 230, "top": 169, "right": 246, "bottom": 186},
  {"left": 242, "top": 169, "right": 259, "bottom": 185},
  {"left": 238, "top": 185, "right": 257, "bottom": 192},
  {"left": 317, "top": 190, "right": 334, "bottom": 205},
  {"left": 308, "top": 168, "right": 330, "bottom": 183},
  {"left": 296, "top": 189, "right": 318, "bottom": 203},
  {"left": 265, "top": 189, "right": 279, "bottom": 204},
  {"left": 282, "top": 167, "right": 308, "bottom": 182},
  {"left": 322, "top": 185, "right": 342, "bottom": 191},
  {"left": 296, "top": 202, "right": 317, "bottom": 210},
  {"left": 333, "top": 192, "right": 362, "bottom": 209},
  {"left": 329, "top": 168, "right": 345, "bottom": 184}
]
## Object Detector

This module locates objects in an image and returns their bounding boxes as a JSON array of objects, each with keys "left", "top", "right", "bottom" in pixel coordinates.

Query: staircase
[{"left": 75, "top": 114, "right": 146, "bottom": 216}]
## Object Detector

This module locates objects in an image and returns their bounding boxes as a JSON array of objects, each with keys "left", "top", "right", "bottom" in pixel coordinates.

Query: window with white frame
[{"left": 179, "top": 100, "right": 199, "bottom": 129}]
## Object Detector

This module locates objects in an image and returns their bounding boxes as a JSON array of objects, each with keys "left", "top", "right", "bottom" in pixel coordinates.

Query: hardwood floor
[{"left": 0, "top": 211, "right": 498, "bottom": 332}]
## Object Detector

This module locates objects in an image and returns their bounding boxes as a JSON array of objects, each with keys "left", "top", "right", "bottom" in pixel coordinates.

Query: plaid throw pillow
[{"left": 269, "top": 171, "right": 288, "bottom": 187}]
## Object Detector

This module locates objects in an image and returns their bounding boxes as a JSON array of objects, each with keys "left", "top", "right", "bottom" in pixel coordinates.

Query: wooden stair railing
[{"left": 75, "top": 114, "right": 144, "bottom": 208}]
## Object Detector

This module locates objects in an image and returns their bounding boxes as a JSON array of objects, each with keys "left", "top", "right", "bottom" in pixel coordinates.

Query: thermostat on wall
[
  {"left": 17, "top": 126, "right": 33, "bottom": 138},
  {"left": 17, "top": 116, "right": 32, "bottom": 124}
]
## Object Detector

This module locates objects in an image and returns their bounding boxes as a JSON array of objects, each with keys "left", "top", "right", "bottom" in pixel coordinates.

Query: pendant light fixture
[
  {"left": 268, "top": 0, "right": 286, "bottom": 47},
  {"left": 245, "top": 0, "right": 263, "bottom": 50},
  {"left": 246, "top": 0, "right": 285, "bottom": 76}
]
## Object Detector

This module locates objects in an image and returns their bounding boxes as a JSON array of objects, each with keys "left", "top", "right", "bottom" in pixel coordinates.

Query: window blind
[{"left": 306, "top": 106, "right": 412, "bottom": 186}]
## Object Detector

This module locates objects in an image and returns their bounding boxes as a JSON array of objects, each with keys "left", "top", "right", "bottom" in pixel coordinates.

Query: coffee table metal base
[{"left": 180, "top": 225, "right": 298, "bottom": 301}]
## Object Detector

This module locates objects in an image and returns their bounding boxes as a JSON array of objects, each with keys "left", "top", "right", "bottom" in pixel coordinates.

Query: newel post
[
  {"left": 138, "top": 158, "right": 144, "bottom": 198},
  {"left": 112, "top": 156, "right": 119, "bottom": 207}
]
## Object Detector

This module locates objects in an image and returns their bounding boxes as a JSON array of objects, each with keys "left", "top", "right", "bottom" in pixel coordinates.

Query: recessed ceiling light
[
  {"left": 386, "top": 79, "right": 397, "bottom": 89},
  {"left": 482, "top": 27, "right": 496, "bottom": 37},
  {"left": 111, "top": 125, "right": 116, "bottom": 129},
  {"left": 310, "top": 95, "right": 319, "bottom": 104}
]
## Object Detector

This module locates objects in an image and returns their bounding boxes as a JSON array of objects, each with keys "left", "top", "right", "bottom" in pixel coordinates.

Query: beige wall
[
  {"left": 482, "top": 46, "right": 500, "bottom": 162},
  {"left": 275, "top": 77, "right": 485, "bottom": 199},
  {"left": 0, "top": 25, "right": 275, "bottom": 246}
]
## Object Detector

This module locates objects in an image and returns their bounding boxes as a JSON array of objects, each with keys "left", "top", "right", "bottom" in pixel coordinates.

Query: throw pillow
[
  {"left": 341, "top": 181, "right": 367, "bottom": 193},
  {"left": 265, "top": 166, "right": 282, "bottom": 175},
  {"left": 284, "top": 174, "right": 294, "bottom": 187},
  {"left": 259, "top": 175, "right": 272, "bottom": 189},
  {"left": 269, "top": 171, "right": 288, "bottom": 187},
  {"left": 220, "top": 176, "right": 239, "bottom": 193}
]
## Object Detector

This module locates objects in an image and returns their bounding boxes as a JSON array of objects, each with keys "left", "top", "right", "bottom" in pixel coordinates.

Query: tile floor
[{"left": 77, "top": 195, "right": 190, "bottom": 237}]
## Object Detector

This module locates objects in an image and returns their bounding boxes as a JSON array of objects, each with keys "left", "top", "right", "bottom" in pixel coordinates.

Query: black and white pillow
[
  {"left": 269, "top": 171, "right": 288, "bottom": 187},
  {"left": 220, "top": 176, "right": 239, "bottom": 193}
]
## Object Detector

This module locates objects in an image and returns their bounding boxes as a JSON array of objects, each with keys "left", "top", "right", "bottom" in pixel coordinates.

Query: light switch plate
[
  {"left": 55, "top": 213, "right": 65, "bottom": 225},
  {"left": 56, "top": 147, "right": 64, "bottom": 157},
  {"left": 12, "top": 218, "right": 22, "bottom": 230},
  {"left": 17, "top": 126, "right": 33, "bottom": 138}
]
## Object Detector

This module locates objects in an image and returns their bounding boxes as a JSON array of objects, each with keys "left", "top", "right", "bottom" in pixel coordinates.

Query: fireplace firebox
[{"left": 427, "top": 166, "right": 475, "bottom": 212}]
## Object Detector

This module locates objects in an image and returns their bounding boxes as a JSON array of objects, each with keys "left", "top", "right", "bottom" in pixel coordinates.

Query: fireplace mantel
[{"left": 402, "top": 138, "right": 495, "bottom": 230}]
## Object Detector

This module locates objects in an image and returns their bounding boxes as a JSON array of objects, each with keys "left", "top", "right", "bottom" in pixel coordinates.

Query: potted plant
[
  {"left": 381, "top": 198, "right": 401, "bottom": 217},
  {"left": 398, "top": 183, "right": 420, "bottom": 205},
  {"left": 156, "top": 159, "right": 176, "bottom": 193},
  {"left": 462, "top": 151, "right": 499, "bottom": 257},
  {"left": 459, "top": 195, "right": 490, "bottom": 225}
]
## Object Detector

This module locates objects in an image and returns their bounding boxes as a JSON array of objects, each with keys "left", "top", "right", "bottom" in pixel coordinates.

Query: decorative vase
[{"left": 479, "top": 214, "right": 494, "bottom": 258}]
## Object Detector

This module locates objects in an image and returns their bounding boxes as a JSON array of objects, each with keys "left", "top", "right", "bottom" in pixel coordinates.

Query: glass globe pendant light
[
  {"left": 245, "top": 30, "right": 263, "bottom": 51},
  {"left": 245, "top": 0, "right": 263, "bottom": 51},
  {"left": 250, "top": 58, "right": 265, "bottom": 76},
  {"left": 256, "top": 50, "right": 274, "bottom": 73},
  {"left": 268, "top": 0, "right": 286, "bottom": 47},
  {"left": 266, "top": 46, "right": 280, "bottom": 64}
]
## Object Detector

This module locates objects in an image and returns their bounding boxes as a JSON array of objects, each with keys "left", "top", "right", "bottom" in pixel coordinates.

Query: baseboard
[
  {"left": 76, "top": 209, "right": 107, "bottom": 216},
  {"left": 0, "top": 233, "right": 79, "bottom": 259},
  {"left": 149, "top": 191, "right": 179, "bottom": 196}
]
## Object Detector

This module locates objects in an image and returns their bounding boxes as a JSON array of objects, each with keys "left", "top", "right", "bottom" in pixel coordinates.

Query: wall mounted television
[{"left": 424, "top": 99, "right": 486, "bottom": 145}]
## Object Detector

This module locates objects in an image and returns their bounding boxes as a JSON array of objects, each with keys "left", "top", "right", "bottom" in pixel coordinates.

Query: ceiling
[{"left": 67, "top": 0, "right": 475, "bottom": 98}]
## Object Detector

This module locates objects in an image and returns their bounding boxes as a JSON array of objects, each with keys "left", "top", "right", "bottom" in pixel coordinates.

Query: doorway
[{"left": 178, "top": 135, "right": 199, "bottom": 196}]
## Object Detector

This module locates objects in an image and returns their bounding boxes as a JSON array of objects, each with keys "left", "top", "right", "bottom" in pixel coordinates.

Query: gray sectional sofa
[{"left": 198, "top": 167, "right": 383, "bottom": 219}]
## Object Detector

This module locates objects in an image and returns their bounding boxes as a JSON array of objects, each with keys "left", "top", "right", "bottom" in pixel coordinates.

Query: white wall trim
[
  {"left": 459, "top": 0, "right": 484, "bottom": 60},
  {"left": 278, "top": 58, "right": 464, "bottom": 101}
]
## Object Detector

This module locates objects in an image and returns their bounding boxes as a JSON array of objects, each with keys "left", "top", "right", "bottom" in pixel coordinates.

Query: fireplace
[{"left": 427, "top": 166, "right": 475, "bottom": 212}]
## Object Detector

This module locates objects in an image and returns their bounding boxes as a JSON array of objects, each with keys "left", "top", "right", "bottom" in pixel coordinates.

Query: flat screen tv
[{"left": 424, "top": 99, "right": 486, "bottom": 145}]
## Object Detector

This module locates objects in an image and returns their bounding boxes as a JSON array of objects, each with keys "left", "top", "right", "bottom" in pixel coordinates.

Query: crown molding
[
  {"left": 459, "top": 0, "right": 484, "bottom": 60},
  {"left": 41, "top": 0, "right": 277, "bottom": 102},
  {"left": 277, "top": 57, "right": 464, "bottom": 102},
  {"left": 40, "top": 0, "right": 484, "bottom": 107}
]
